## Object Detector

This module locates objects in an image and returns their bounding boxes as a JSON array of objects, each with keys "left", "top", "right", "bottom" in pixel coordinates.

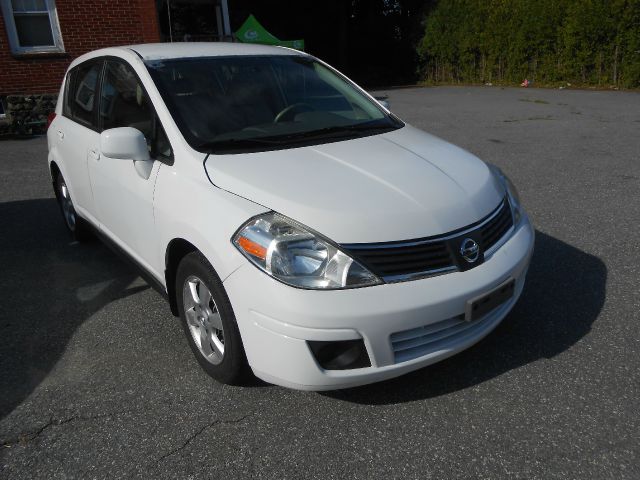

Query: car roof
[
  {"left": 126, "top": 42, "right": 304, "bottom": 61},
  {"left": 67, "top": 42, "right": 310, "bottom": 79}
]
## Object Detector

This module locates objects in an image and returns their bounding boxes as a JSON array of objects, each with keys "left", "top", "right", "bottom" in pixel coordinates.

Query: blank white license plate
[{"left": 465, "top": 278, "right": 515, "bottom": 321}]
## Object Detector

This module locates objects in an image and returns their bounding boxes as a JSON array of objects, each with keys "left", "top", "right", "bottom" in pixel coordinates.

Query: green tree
[{"left": 418, "top": 0, "right": 640, "bottom": 88}]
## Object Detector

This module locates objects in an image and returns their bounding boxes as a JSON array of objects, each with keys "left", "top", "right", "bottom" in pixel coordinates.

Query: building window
[
  {"left": 0, "top": 98, "right": 6, "bottom": 119},
  {"left": 0, "top": 0, "right": 64, "bottom": 54}
]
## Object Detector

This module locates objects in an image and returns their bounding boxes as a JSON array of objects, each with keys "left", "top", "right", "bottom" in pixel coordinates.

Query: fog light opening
[{"left": 308, "top": 339, "right": 371, "bottom": 370}]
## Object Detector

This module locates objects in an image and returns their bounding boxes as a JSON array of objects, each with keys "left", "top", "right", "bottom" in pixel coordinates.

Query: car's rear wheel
[
  {"left": 54, "top": 173, "right": 92, "bottom": 241},
  {"left": 176, "top": 251, "right": 249, "bottom": 384}
]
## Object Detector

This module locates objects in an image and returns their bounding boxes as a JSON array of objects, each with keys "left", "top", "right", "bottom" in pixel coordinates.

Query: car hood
[{"left": 204, "top": 125, "right": 504, "bottom": 243}]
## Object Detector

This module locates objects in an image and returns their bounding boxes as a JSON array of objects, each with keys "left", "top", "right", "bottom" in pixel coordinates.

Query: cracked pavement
[{"left": 1, "top": 87, "right": 639, "bottom": 479}]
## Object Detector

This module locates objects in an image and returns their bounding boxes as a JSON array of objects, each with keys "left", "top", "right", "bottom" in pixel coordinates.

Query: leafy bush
[{"left": 418, "top": 0, "right": 640, "bottom": 87}]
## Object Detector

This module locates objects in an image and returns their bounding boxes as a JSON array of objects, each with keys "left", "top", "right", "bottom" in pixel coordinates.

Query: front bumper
[{"left": 223, "top": 215, "right": 535, "bottom": 390}]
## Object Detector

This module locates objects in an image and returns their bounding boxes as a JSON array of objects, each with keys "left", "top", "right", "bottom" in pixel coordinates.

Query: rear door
[
  {"left": 55, "top": 58, "right": 104, "bottom": 223},
  {"left": 87, "top": 57, "right": 172, "bottom": 276}
]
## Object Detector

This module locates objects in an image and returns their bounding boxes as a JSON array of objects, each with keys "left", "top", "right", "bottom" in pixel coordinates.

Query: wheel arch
[
  {"left": 165, "top": 238, "right": 199, "bottom": 316},
  {"left": 49, "top": 160, "right": 61, "bottom": 180},
  {"left": 49, "top": 161, "right": 62, "bottom": 202},
  {"left": 49, "top": 160, "right": 63, "bottom": 187}
]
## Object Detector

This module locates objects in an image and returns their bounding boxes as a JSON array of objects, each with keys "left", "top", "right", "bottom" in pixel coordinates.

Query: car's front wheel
[
  {"left": 176, "top": 251, "right": 249, "bottom": 385},
  {"left": 54, "top": 173, "right": 92, "bottom": 241}
]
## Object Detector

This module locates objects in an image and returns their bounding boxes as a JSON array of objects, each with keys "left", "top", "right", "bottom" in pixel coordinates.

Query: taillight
[{"left": 47, "top": 112, "right": 56, "bottom": 130}]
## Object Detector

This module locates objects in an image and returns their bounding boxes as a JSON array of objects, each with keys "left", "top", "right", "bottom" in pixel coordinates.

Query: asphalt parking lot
[{"left": 1, "top": 86, "right": 639, "bottom": 479}]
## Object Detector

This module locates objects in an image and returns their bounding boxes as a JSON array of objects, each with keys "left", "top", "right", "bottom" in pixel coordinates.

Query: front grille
[
  {"left": 481, "top": 198, "right": 513, "bottom": 251},
  {"left": 342, "top": 197, "right": 513, "bottom": 282},
  {"left": 345, "top": 240, "right": 452, "bottom": 278},
  {"left": 390, "top": 299, "right": 513, "bottom": 363}
]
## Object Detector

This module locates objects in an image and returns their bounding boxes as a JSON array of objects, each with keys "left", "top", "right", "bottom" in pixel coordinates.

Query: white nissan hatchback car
[{"left": 47, "top": 43, "right": 534, "bottom": 390}]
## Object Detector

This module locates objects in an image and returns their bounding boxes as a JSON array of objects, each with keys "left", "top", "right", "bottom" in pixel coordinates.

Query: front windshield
[{"left": 145, "top": 55, "right": 403, "bottom": 153}]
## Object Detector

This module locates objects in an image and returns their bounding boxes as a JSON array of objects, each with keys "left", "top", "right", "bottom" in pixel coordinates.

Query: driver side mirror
[{"left": 100, "top": 127, "right": 150, "bottom": 162}]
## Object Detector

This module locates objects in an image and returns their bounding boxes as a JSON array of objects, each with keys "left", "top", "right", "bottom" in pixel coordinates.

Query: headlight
[
  {"left": 232, "top": 212, "right": 382, "bottom": 289},
  {"left": 488, "top": 164, "right": 522, "bottom": 225}
]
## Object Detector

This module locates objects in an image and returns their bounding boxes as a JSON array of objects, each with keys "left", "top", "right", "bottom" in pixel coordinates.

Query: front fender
[{"left": 154, "top": 163, "right": 268, "bottom": 285}]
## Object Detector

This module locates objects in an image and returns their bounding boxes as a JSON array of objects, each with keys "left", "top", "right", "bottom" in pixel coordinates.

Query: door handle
[
  {"left": 57, "top": 130, "right": 64, "bottom": 139},
  {"left": 88, "top": 149, "right": 100, "bottom": 161}
]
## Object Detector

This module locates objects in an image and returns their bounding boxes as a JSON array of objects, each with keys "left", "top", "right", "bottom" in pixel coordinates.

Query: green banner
[{"left": 235, "top": 15, "right": 304, "bottom": 51}]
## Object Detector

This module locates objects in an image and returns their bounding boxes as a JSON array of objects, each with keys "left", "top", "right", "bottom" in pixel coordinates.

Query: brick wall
[{"left": 0, "top": 0, "right": 161, "bottom": 96}]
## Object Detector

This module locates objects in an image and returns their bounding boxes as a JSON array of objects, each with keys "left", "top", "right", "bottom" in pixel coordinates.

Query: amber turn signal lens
[{"left": 237, "top": 236, "right": 267, "bottom": 260}]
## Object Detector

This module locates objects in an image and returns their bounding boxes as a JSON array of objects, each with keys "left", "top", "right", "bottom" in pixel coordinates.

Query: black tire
[
  {"left": 54, "top": 173, "right": 93, "bottom": 242},
  {"left": 176, "top": 251, "right": 250, "bottom": 385}
]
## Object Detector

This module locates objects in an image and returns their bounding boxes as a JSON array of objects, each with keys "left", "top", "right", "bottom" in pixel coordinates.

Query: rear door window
[{"left": 66, "top": 60, "right": 103, "bottom": 128}]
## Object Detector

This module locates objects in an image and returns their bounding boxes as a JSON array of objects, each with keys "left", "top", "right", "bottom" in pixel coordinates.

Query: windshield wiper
[
  {"left": 199, "top": 123, "right": 397, "bottom": 153},
  {"left": 267, "top": 122, "right": 397, "bottom": 142},
  {"left": 197, "top": 137, "right": 282, "bottom": 152},
  {"left": 341, "top": 122, "right": 397, "bottom": 131},
  {"left": 312, "top": 122, "right": 396, "bottom": 134}
]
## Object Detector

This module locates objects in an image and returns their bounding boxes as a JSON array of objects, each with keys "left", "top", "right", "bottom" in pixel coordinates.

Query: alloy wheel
[
  {"left": 58, "top": 178, "right": 76, "bottom": 231},
  {"left": 182, "top": 275, "right": 225, "bottom": 365}
]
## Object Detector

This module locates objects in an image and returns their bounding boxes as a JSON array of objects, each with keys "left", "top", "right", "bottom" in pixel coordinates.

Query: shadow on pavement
[
  {"left": 324, "top": 230, "right": 607, "bottom": 405},
  {"left": 0, "top": 198, "right": 146, "bottom": 420}
]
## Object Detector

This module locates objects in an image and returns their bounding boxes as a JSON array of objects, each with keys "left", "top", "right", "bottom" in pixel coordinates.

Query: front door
[{"left": 88, "top": 58, "right": 169, "bottom": 278}]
